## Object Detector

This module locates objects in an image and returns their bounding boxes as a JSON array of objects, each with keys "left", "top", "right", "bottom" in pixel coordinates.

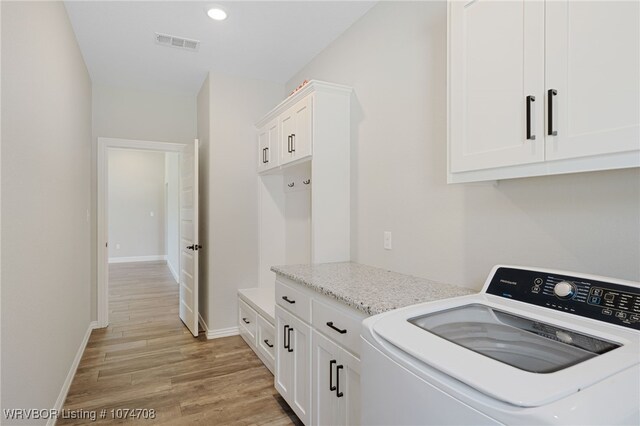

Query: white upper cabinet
[
  {"left": 256, "top": 80, "right": 350, "bottom": 175},
  {"left": 257, "top": 118, "right": 278, "bottom": 173},
  {"left": 280, "top": 96, "right": 313, "bottom": 166},
  {"left": 545, "top": 0, "right": 640, "bottom": 161},
  {"left": 449, "top": 0, "right": 545, "bottom": 173},
  {"left": 448, "top": 0, "right": 640, "bottom": 183}
]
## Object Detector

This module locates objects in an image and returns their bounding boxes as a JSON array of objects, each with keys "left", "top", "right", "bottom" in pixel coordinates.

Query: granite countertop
[{"left": 271, "top": 262, "right": 475, "bottom": 316}]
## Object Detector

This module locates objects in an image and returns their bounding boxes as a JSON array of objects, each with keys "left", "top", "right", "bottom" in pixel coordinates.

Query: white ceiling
[{"left": 64, "top": 1, "right": 376, "bottom": 94}]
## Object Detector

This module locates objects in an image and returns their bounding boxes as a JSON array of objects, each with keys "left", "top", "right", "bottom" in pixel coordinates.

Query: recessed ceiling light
[{"left": 207, "top": 8, "right": 227, "bottom": 21}]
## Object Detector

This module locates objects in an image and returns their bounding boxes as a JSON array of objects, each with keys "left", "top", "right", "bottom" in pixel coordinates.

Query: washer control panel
[{"left": 485, "top": 267, "right": 640, "bottom": 330}]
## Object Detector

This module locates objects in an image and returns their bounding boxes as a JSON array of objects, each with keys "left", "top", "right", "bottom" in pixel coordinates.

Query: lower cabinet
[
  {"left": 312, "top": 330, "right": 361, "bottom": 426},
  {"left": 237, "top": 289, "right": 276, "bottom": 374},
  {"left": 274, "top": 277, "right": 365, "bottom": 425},
  {"left": 238, "top": 298, "right": 257, "bottom": 344},
  {"left": 275, "top": 305, "right": 312, "bottom": 425}
]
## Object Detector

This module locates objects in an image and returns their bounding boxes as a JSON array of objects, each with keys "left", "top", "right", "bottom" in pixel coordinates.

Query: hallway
[{"left": 61, "top": 262, "right": 299, "bottom": 425}]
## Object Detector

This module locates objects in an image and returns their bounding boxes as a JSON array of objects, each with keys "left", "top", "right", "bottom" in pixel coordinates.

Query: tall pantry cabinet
[{"left": 448, "top": 0, "right": 640, "bottom": 183}]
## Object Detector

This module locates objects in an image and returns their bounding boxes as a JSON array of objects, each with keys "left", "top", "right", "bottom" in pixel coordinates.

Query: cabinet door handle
[
  {"left": 326, "top": 321, "right": 347, "bottom": 334},
  {"left": 287, "top": 327, "right": 294, "bottom": 353},
  {"left": 548, "top": 89, "right": 558, "bottom": 136},
  {"left": 329, "top": 359, "right": 337, "bottom": 391},
  {"left": 264, "top": 339, "right": 273, "bottom": 348},
  {"left": 282, "top": 296, "right": 296, "bottom": 304},
  {"left": 526, "top": 95, "right": 536, "bottom": 141},
  {"left": 283, "top": 325, "right": 289, "bottom": 349},
  {"left": 265, "top": 147, "right": 269, "bottom": 163},
  {"left": 336, "top": 364, "right": 344, "bottom": 397},
  {"left": 291, "top": 134, "right": 296, "bottom": 152},
  {"left": 287, "top": 135, "right": 292, "bottom": 153},
  {"left": 242, "top": 317, "right": 250, "bottom": 324}
]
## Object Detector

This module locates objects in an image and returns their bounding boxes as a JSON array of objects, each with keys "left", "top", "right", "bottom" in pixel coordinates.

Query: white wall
[
  {"left": 91, "top": 85, "right": 196, "bottom": 318},
  {"left": 165, "top": 152, "right": 180, "bottom": 281},
  {"left": 286, "top": 1, "right": 640, "bottom": 288},
  {"left": 197, "top": 72, "right": 283, "bottom": 332},
  {"left": 108, "top": 149, "right": 166, "bottom": 261},
  {"left": 1, "top": 1, "right": 92, "bottom": 420}
]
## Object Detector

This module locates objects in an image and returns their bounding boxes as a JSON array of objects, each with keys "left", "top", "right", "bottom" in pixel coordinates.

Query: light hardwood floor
[{"left": 61, "top": 261, "right": 300, "bottom": 425}]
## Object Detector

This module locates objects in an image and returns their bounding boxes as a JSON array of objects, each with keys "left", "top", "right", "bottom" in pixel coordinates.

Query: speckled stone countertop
[{"left": 271, "top": 262, "right": 475, "bottom": 316}]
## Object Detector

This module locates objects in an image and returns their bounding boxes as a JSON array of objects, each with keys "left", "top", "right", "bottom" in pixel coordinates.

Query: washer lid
[
  {"left": 408, "top": 304, "right": 619, "bottom": 374},
  {"left": 370, "top": 294, "right": 640, "bottom": 407}
]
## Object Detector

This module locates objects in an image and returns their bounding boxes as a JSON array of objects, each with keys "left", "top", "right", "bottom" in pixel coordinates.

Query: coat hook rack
[
  {"left": 303, "top": 179, "right": 311, "bottom": 185},
  {"left": 288, "top": 182, "right": 295, "bottom": 188}
]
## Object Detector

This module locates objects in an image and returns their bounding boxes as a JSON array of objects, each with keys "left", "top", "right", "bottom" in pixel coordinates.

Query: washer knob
[{"left": 554, "top": 281, "right": 576, "bottom": 299}]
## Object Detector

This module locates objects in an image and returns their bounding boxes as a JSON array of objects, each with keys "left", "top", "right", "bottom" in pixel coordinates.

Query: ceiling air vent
[{"left": 155, "top": 33, "right": 200, "bottom": 52}]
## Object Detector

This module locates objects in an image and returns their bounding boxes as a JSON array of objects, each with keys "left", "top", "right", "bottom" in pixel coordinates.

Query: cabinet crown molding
[{"left": 256, "top": 80, "right": 352, "bottom": 128}]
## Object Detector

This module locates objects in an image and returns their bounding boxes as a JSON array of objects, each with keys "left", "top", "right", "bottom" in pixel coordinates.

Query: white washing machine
[{"left": 361, "top": 265, "right": 640, "bottom": 425}]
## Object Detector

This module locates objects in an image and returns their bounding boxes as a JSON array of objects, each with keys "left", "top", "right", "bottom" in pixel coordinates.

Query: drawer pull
[
  {"left": 329, "top": 359, "right": 337, "bottom": 391},
  {"left": 287, "top": 327, "right": 294, "bottom": 353},
  {"left": 264, "top": 339, "right": 273, "bottom": 348},
  {"left": 336, "top": 364, "right": 344, "bottom": 397},
  {"left": 326, "top": 321, "right": 347, "bottom": 334},
  {"left": 242, "top": 318, "right": 250, "bottom": 324},
  {"left": 282, "top": 296, "right": 296, "bottom": 304}
]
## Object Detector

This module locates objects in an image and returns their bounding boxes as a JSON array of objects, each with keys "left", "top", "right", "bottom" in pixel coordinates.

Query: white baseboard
[
  {"left": 198, "top": 314, "right": 238, "bottom": 339},
  {"left": 207, "top": 326, "right": 239, "bottom": 339},
  {"left": 49, "top": 321, "right": 98, "bottom": 426},
  {"left": 167, "top": 261, "right": 179, "bottom": 283},
  {"left": 108, "top": 255, "right": 166, "bottom": 264}
]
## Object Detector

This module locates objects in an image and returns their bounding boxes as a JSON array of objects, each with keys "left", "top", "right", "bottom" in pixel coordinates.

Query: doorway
[{"left": 97, "top": 137, "right": 199, "bottom": 336}]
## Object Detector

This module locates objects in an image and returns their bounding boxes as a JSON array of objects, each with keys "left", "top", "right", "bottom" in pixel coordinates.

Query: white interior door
[{"left": 179, "top": 139, "right": 199, "bottom": 337}]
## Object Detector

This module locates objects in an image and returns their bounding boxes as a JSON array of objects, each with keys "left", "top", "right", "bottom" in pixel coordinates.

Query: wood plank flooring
[{"left": 61, "top": 261, "right": 300, "bottom": 425}]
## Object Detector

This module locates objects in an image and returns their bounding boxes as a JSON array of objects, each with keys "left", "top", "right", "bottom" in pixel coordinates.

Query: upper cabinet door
[
  {"left": 281, "top": 95, "right": 313, "bottom": 166},
  {"left": 449, "top": 0, "right": 545, "bottom": 173},
  {"left": 257, "top": 125, "right": 270, "bottom": 172},
  {"left": 545, "top": 1, "right": 640, "bottom": 161},
  {"left": 258, "top": 118, "right": 278, "bottom": 173}
]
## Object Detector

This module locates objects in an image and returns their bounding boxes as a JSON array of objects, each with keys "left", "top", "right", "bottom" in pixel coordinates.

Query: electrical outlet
[
  {"left": 116, "top": 243, "right": 121, "bottom": 250},
  {"left": 150, "top": 211, "right": 155, "bottom": 217},
  {"left": 384, "top": 231, "right": 392, "bottom": 250}
]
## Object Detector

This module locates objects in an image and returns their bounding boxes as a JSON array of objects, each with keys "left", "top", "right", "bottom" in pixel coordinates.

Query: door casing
[{"left": 96, "top": 137, "right": 190, "bottom": 328}]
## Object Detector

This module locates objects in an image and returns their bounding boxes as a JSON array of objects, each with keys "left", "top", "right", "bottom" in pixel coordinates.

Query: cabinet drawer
[
  {"left": 275, "top": 279, "right": 311, "bottom": 323},
  {"left": 257, "top": 315, "right": 275, "bottom": 372},
  {"left": 238, "top": 298, "right": 257, "bottom": 345},
  {"left": 312, "top": 299, "right": 363, "bottom": 356}
]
